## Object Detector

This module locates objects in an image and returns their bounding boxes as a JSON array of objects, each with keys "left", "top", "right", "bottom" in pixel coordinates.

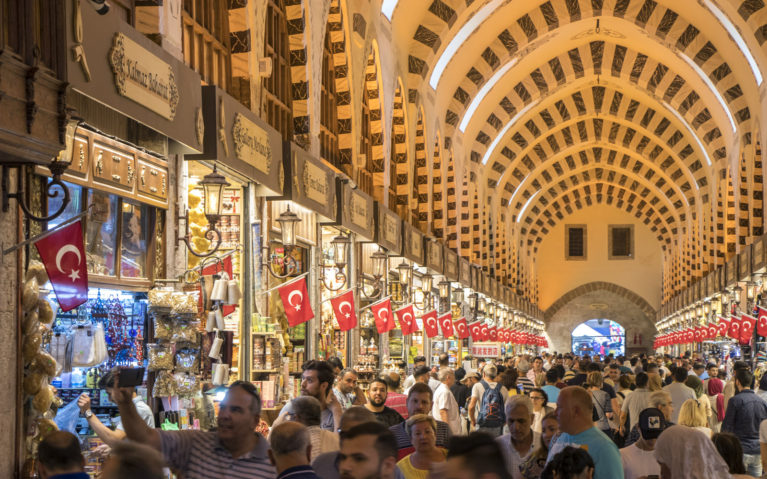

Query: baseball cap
[
  {"left": 461, "top": 371, "right": 480, "bottom": 383},
  {"left": 638, "top": 407, "right": 670, "bottom": 440}
]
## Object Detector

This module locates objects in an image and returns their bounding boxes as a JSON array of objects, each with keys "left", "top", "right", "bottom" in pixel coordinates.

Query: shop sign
[
  {"left": 188, "top": 87, "right": 282, "bottom": 195},
  {"left": 705, "top": 272, "right": 714, "bottom": 298},
  {"left": 471, "top": 265, "right": 480, "bottom": 290},
  {"left": 375, "top": 203, "right": 402, "bottom": 254},
  {"left": 753, "top": 235, "right": 766, "bottom": 272},
  {"left": 403, "top": 223, "right": 425, "bottom": 264},
  {"left": 336, "top": 182, "right": 374, "bottom": 240},
  {"left": 459, "top": 258, "right": 471, "bottom": 286},
  {"left": 471, "top": 342, "right": 500, "bottom": 358},
  {"left": 65, "top": 1, "right": 203, "bottom": 150},
  {"left": 726, "top": 256, "right": 738, "bottom": 286},
  {"left": 281, "top": 145, "right": 337, "bottom": 222},
  {"left": 445, "top": 249, "right": 459, "bottom": 281},
  {"left": 426, "top": 239, "right": 444, "bottom": 274},
  {"left": 739, "top": 244, "right": 752, "bottom": 281},
  {"left": 109, "top": 33, "right": 178, "bottom": 120}
]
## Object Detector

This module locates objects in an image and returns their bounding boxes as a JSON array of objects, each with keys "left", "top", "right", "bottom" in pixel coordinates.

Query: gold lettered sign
[
  {"left": 109, "top": 33, "right": 179, "bottom": 120},
  {"left": 232, "top": 113, "right": 272, "bottom": 174},
  {"left": 303, "top": 160, "right": 328, "bottom": 205},
  {"left": 445, "top": 249, "right": 459, "bottom": 281},
  {"left": 739, "top": 244, "right": 752, "bottom": 281},
  {"left": 384, "top": 213, "right": 400, "bottom": 246},
  {"left": 351, "top": 190, "right": 369, "bottom": 229},
  {"left": 754, "top": 235, "right": 766, "bottom": 271},
  {"left": 460, "top": 258, "right": 471, "bottom": 286}
]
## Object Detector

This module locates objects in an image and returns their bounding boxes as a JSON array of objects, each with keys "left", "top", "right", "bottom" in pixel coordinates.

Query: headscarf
[
  {"left": 707, "top": 377, "right": 725, "bottom": 422},
  {"left": 685, "top": 375, "right": 704, "bottom": 398},
  {"left": 654, "top": 425, "right": 732, "bottom": 478}
]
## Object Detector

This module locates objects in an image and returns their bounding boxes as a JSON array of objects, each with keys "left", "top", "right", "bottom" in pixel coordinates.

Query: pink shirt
[{"left": 385, "top": 392, "right": 409, "bottom": 420}]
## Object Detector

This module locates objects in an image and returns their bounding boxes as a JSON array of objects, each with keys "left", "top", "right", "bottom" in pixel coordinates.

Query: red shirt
[{"left": 384, "top": 392, "right": 409, "bottom": 420}]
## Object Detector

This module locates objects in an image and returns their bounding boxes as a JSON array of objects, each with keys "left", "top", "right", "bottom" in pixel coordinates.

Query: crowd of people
[{"left": 36, "top": 352, "right": 767, "bottom": 479}]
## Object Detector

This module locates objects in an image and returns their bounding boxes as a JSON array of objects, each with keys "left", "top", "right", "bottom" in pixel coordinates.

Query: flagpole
[
  {"left": 2, "top": 203, "right": 97, "bottom": 256},
  {"left": 321, "top": 289, "right": 353, "bottom": 305},
  {"left": 257, "top": 272, "right": 309, "bottom": 296},
  {"left": 358, "top": 295, "right": 392, "bottom": 314}
]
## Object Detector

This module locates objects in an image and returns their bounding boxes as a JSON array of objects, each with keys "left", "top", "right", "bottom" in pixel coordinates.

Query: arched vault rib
[
  {"left": 506, "top": 145, "right": 689, "bottom": 226},
  {"left": 517, "top": 182, "right": 677, "bottom": 253},
  {"left": 430, "top": 4, "right": 750, "bottom": 146},
  {"left": 476, "top": 76, "right": 720, "bottom": 211},
  {"left": 490, "top": 111, "right": 705, "bottom": 213}
]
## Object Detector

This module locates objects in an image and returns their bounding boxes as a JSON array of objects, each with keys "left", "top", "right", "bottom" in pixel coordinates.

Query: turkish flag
[
  {"left": 421, "top": 310, "right": 440, "bottom": 338},
  {"left": 371, "top": 298, "right": 395, "bottom": 333},
  {"left": 758, "top": 307, "right": 767, "bottom": 336},
  {"left": 469, "top": 322, "right": 482, "bottom": 341},
  {"left": 330, "top": 290, "right": 357, "bottom": 332},
  {"left": 693, "top": 328, "right": 701, "bottom": 342},
  {"left": 740, "top": 314, "right": 756, "bottom": 345},
  {"left": 489, "top": 326, "right": 498, "bottom": 341},
  {"left": 454, "top": 317, "right": 470, "bottom": 339},
  {"left": 498, "top": 328, "right": 507, "bottom": 342},
  {"left": 708, "top": 324, "right": 718, "bottom": 339},
  {"left": 480, "top": 323, "right": 489, "bottom": 341},
  {"left": 438, "top": 312, "right": 454, "bottom": 337},
  {"left": 35, "top": 220, "right": 88, "bottom": 311},
  {"left": 395, "top": 304, "right": 417, "bottom": 335},
  {"left": 687, "top": 329, "right": 694, "bottom": 343},
  {"left": 728, "top": 316, "right": 741, "bottom": 340},
  {"left": 717, "top": 317, "right": 730, "bottom": 337},
  {"left": 278, "top": 277, "right": 314, "bottom": 327}
]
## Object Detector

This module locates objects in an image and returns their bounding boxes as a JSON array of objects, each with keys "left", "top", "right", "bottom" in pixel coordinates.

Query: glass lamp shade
[
  {"left": 397, "top": 260, "right": 411, "bottom": 285},
  {"left": 453, "top": 288, "right": 464, "bottom": 305},
  {"left": 695, "top": 304, "right": 702, "bottom": 318},
  {"left": 331, "top": 234, "right": 351, "bottom": 269},
  {"left": 487, "top": 302, "right": 496, "bottom": 318},
  {"left": 748, "top": 284, "right": 756, "bottom": 300},
  {"left": 478, "top": 298, "right": 486, "bottom": 313},
  {"left": 703, "top": 300, "right": 711, "bottom": 315},
  {"left": 371, "top": 250, "right": 387, "bottom": 279},
  {"left": 734, "top": 284, "right": 743, "bottom": 304},
  {"left": 438, "top": 280, "right": 450, "bottom": 299},
  {"left": 468, "top": 293, "right": 477, "bottom": 309},
  {"left": 201, "top": 168, "right": 230, "bottom": 221},
  {"left": 276, "top": 207, "right": 301, "bottom": 248},
  {"left": 421, "top": 273, "right": 433, "bottom": 293}
]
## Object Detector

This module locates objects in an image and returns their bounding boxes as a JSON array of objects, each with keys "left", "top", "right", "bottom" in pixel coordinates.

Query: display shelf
[
  {"left": 253, "top": 332, "right": 277, "bottom": 336},
  {"left": 252, "top": 369, "right": 280, "bottom": 373}
]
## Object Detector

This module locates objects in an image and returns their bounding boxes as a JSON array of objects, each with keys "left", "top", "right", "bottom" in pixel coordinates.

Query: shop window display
[{"left": 120, "top": 201, "right": 150, "bottom": 278}]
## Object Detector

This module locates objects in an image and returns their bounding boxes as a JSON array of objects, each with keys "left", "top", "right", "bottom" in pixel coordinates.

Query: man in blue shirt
[
  {"left": 37, "top": 431, "right": 89, "bottom": 479},
  {"left": 547, "top": 386, "right": 624, "bottom": 479},
  {"left": 722, "top": 368, "right": 767, "bottom": 477}
]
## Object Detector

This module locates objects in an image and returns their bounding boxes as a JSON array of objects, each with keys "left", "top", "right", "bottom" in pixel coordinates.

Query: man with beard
[
  {"left": 114, "top": 378, "right": 276, "bottom": 478},
  {"left": 495, "top": 396, "right": 538, "bottom": 479},
  {"left": 334, "top": 368, "right": 366, "bottom": 411},
  {"left": 390, "top": 382, "right": 451, "bottom": 460},
  {"left": 365, "top": 377, "right": 405, "bottom": 427},
  {"left": 338, "top": 422, "right": 398, "bottom": 479},
  {"left": 275, "top": 360, "right": 343, "bottom": 432}
]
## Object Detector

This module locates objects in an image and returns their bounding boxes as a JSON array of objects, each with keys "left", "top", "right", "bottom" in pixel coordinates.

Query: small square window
[
  {"left": 609, "top": 225, "right": 634, "bottom": 259},
  {"left": 566, "top": 225, "right": 587, "bottom": 260}
]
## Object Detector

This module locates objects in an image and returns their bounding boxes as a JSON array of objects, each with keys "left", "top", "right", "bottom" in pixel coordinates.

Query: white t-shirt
[
  {"left": 432, "top": 383, "right": 462, "bottom": 435},
  {"left": 620, "top": 443, "right": 660, "bottom": 479}
]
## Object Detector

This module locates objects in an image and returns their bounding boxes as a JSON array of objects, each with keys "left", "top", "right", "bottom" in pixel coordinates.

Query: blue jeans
[{"left": 743, "top": 453, "right": 761, "bottom": 478}]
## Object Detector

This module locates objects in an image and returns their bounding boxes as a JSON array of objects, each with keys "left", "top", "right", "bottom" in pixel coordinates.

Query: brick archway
[{"left": 544, "top": 282, "right": 655, "bottom": 322}]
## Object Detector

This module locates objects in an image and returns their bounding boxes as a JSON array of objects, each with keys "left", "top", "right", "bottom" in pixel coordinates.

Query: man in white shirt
[
  {"left": 468, "top": 365, "right": 509, "bottom": 437},
  {"left": 432, "top": 368, "right": 461, "bottom": 435},
  {"left": 620, "top": 408, "right": 669, "bottom": 479},
  {"left": 527, "top": 357, "right": 544, "bottom": 385},
  {"left": 620, "top": 372, "right": 652, "bottom": 435},
  {"left": 662, "top": 367, "right": 696, "bottom": 423},
  {"left": 402, "top": 356, "right": 427, "bottom": 391},
  {"left": 496, "top": 395, "right": 539, "bottom": 479}
]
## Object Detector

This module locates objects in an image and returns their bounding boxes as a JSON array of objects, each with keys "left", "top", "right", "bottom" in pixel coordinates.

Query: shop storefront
[{"left": 398, "top": 222, "right": 427, "bottom": 365}]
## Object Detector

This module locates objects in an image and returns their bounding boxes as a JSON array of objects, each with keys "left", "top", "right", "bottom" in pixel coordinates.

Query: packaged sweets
[
  {"left": 148, "top": 288, "right": 173, "bottom": 308},
  {"left": 152, "top": 370, "right": 176, "bottom": 397},
  {"left": 147, "top": 343, "right": 174, "bottom": 371}
]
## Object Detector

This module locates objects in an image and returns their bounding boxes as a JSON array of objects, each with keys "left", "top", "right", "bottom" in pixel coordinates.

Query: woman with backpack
[{"left": 586, "top": 372, "right": 614, "bottom": 439}]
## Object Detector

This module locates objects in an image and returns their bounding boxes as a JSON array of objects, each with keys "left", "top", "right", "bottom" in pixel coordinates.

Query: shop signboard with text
[
  {"left": 375, "top": 204, "right": 402, "bottom": 255},
  {"left": 471, "top": 342, "right": 501, "bottom": 358}
]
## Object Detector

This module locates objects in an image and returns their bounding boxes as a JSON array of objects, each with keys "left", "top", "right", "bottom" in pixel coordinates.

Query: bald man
[
  {"left": 269, "top": 422, "right": 320, "bottom": 479},
  {"left": 546, "top": 386, "right": 624, "bottom": 479}
]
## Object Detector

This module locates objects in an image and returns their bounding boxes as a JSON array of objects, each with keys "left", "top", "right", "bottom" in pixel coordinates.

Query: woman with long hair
[
  {"left": 712, "top": 432, "right": 755, "bottom": 478},
  {"left": 677, "top": 398, "right": 713, "bottom": 438},
  {"left": 707, "top": 375, "right": 726, "bottom": 433},
  {"left": 586, "top": 372, "right": 614, "bottom": 439},
  {"left": 520, "top": 412, "right": 558, "bottom": 479}
]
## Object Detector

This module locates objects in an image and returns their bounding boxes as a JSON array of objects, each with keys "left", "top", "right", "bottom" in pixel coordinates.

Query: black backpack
[{"left": 477, "top": 380, "right": 506, "bottom": 428}]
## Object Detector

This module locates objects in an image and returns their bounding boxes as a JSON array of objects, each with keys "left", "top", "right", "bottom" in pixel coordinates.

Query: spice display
[
  {"left": 148, "top": 288, "right": 173, "bottom": 308},
  {"left": 174, "top": 347, "right": 199, "bottom": 373},
  {"left": 147, "top": 343, "right": 174, "bottom": 371},
  {"left": 171, "top": 292, "right": 198, "bottom": 315},
  {"left": 152, "top": 370, "right": 177, "bottom": 397},
  {"left": 174, "top": 372, "right": 197, "bottom": 396}
]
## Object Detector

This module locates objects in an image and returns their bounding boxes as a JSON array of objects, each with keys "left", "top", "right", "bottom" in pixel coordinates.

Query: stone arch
[
  {"left": 361, "top": 41, "right": 386, "bottom": 202},
  {"left": 412, "top": 106, "right": 427, "bottom": 229},
  {"left": 391, "top": 79, "right": 410, "bottom": 219},
  {"left": 432, "top": 133, "right": 444, "bottom": 239},
  {"left": 544, "top": 282, "right": 656, "bottom": 321}
]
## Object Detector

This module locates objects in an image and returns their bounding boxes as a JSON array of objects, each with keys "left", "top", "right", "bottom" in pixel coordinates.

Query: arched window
[
  {"left": 263, "top": 0, "right": 293, "bottom": 142},
  {"left": 320, "top": 29, "right": 340, "bottom": 169}
]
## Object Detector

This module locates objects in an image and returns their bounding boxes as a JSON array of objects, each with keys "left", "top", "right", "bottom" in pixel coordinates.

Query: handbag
[{"left": 71, "top": 326, "right": 95, "bottom": 367}]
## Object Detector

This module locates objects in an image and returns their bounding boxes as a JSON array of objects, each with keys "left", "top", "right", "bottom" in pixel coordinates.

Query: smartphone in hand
[{"left": 117, "top": 367, "right": 145, "bottom": 388}]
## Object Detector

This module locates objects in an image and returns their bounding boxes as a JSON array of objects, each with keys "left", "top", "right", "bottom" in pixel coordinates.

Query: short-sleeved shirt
[
  {"left": 373, "top": 406, "right": 405, "bottom": 427},
  {"left": 432, "top": 383, "right": 461, "bottom": 435},
  {"left": 333, "top": 388, "right": 356, "bottom": 411},
  {"left": 621, "top": 388, "right": 652, "bottom": 430},
  {"left": 541, "top": 385, "right": 560, "bottom": 404},
  {"left": 281, "top": 399, "right": 335, "bottom": 430},
  {"left": 547, "top": 427, "right": 624, "bottom": 479},
  {"left": 759, "top": 418, "right": 767, "bottom": 444},
  {"left": 663, "top": 382, "right": 696, "bottom": 423},
  {"left": 116, "top": 397, "right": 155, "bottom": 430},
  {"left": 385, "top": 392, "right": 409, "bottom": 419},
  {"left": 159, "top": 430, "right": 276, "bottom": 479},
  {"left": 620, "top": 443, "right": 660, "bottom": 479},
  {"left": 496, "top": 432, "right": 540, "bottom": 479},
  {"left": 397, "top": 450, "right": 447, "bottom": 479}
]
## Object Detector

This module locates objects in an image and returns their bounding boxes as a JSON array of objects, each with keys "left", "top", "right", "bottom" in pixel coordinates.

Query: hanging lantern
[
  {"left": 276, "top": 206, "right": 301, "bottom": 248},
  {"left": 438, "top": 280, "right": 450, "bottom": 299},
  {"left": 421, "top": 273, "right": 433, "bottom": 293},
  {"left": 397, "top": 260, "right": 411, "bottom": 286},
  {"left": 330, "top": 234, "right": 351, "bottom": 269},
  {"left": 371, "top": 249, "right": 388, "bottom": 279}
]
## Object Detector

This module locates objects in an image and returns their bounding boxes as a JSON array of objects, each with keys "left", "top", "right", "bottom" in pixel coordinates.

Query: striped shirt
[
  {"left": 159, "top": 430, "right": 276, "bottom": 479},
  {"left": 389, "top": 419, "right": 451, "bottom": 460}
]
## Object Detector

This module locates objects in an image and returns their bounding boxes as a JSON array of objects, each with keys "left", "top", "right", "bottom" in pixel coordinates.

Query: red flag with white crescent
[
  {"left": 330, "top": 289, "right": 357, "bottom": 332},
  {"left": 740, "top": 314, "right": 756, "bottom": 345},
  {"left": 469, "top": 322, "right": 482, "bottom": 341},
  {"left": 454, "top": 317, "right": 470, "bottom": 339},
  {"left": 728, "top": 316, "right": 742, "bottom": 340},
  {"left": 278, "top": 276, "right": 314, "bottom": 327},
  {"left": 34, "top": 220, "right": 88, "bottom": 311},
  {"left": 480, "top": 323, "right": 489, "bottom": 341},
  {"left": 693, "top": 328, "right": 701, "bottom": 342},
  {"left": 439, "top": 312, "right": 454, "bottom": 337},
  {"left": 488, "top": 326, "right": 498, "bottom": 342},
  {"left": 371, "top": 298, "right": 395, "bottom": 333},
  {"left": 758, "top": 307, "right": 767, "bottom": 336},
  {"left": 717, "top": 317, "right": 729, "bottom": 337},
  {"left": 421, "top": 310, "right": 440, "bottom": 338},
  {"left": 707, "top": 324, "right": 717, "bottom": 339},
  {"left": 395, "top": 304, "right": 417, "bottom": 335}
]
